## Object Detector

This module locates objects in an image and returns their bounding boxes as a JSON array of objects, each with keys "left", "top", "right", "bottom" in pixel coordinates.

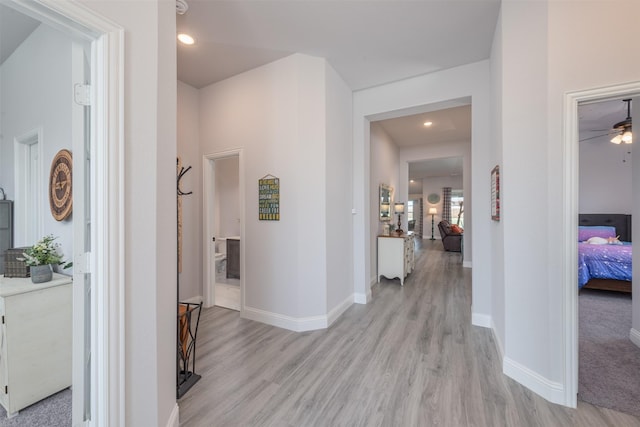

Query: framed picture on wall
[{"left": 491, "top": 165, "right": 500, "bottom": 221}]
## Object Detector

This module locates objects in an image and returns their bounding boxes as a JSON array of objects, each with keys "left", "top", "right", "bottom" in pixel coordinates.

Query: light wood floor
[{"left": 178, "top": 239, "right": 640, "bottom": 427}]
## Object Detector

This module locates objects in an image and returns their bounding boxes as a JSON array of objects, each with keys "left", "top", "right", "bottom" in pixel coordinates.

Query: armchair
[{"left": 437, "top": 220, "right": 463, "bottom": 252}]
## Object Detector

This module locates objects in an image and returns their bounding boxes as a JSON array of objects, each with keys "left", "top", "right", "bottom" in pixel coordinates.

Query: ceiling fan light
[
  {"left": 622, "top": 131, "right": 632, "bottom": 143},
  {"left": 177, "top": 33, "right": 195, "bottom": 45},
  {"left": 611, "top": 134, "right": 623, "bottom": 144}
]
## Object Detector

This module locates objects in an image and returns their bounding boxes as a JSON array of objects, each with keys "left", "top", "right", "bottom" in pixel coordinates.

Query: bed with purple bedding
[{"left": 577, "top": 218, "right": 632, "bottom": 292}]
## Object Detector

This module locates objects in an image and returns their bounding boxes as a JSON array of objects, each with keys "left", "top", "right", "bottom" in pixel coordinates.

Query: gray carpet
[
  {"left": 0, "top": 388, "right": 70, "bottom": 427},
  {"left": 578, "top": 289, "right": 640, "bottom": 417}
]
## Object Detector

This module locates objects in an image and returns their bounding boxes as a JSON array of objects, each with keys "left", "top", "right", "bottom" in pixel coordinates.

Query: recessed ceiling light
[
  {"left": 423, "top": 121, "right": 433, "bottom": 127},
  {"left": 410, "top": 179, "right": 415, "bottom": 183},
  {"left": 177, "top": 33, "right": 195, "bottom": 45}
]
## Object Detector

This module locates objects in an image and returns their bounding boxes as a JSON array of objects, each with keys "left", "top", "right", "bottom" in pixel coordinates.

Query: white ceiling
[
  {"left": 176, "top": 0, "right": 502, "bottom": 90},
  {"left": 579, "top": 98, "right": 632, "bottom": 143},
  {"left": 376, "top": 105, "right": 471, "bottom": 148},
  {"left": 0, "top": 4, "right": 39, "bottom": 65},
  {"left": 2, "top": 1, "right": 631, "bottom": 188}
]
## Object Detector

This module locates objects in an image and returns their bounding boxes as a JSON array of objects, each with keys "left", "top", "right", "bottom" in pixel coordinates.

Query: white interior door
[{"left": 71, "top": 40, "right": 92, "bottom": 426}]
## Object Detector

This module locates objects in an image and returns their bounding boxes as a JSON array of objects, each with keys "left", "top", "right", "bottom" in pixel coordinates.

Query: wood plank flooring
[{"left": 178, "top": 239, "right": 640, "bottom": 427}]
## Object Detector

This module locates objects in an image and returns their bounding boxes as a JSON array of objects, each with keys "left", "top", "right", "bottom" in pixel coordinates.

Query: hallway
[{"left": 179, "top": 239, "right": 640, "bottom": 426}]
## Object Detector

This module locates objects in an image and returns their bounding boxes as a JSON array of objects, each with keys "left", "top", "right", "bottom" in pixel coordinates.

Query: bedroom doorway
[
  {"left": 575, "top": 96, "right": 638, "bottom": 416},
  {"left": 564, "top": 82, "right": 640, "bottom": 409},
  {"left": 203, "top": 151, "right": 244, "bottom": 311}
]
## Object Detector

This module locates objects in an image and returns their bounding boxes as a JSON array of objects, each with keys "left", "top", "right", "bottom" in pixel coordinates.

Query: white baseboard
[
  {"left": 180, "top": 295, "right": 203, "bottom": 305},
  {"left": 490, "top": 318, "right": 504, "bottom": 362},
  {"left": 471, "top": 312, "right": 491, "bottom": 328},
  {"left": 463, "top": 260, "right": 472, "bottom": 268},
  {"left": 355, "top": 280, "right": 374, "bottom": 305},
  {"left": 503, "top": 357, "right": 565, "bottom": 405},
  {"left": 354, "top": 292, "right": 368, "bottom": 304},
  {"left": 630, "top": 328, "right": 640, "bottom": 348},
  {"left": 327, "top": 295, "right": 354, "bottom": 327},
  {"left": 166, "top": 403, "right": 179, "bottom": 427},
  {"left": 243, "top": 306, "right": 327, "bottom": 332},
  {"left": 242, "top": 295, "right": 354, "bottom": 332}
]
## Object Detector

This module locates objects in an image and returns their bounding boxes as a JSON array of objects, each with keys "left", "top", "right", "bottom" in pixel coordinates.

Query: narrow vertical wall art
[
  {"left": 258, "top": 174, "right": 280, "bottom": 220},
  {"left": 491, "top": 165, "right": 500, "bottom": 221}
]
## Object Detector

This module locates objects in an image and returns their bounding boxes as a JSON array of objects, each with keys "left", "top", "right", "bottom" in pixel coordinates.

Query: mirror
[{"left": 379, "top": 184, "right": 392, "bottom": 221}]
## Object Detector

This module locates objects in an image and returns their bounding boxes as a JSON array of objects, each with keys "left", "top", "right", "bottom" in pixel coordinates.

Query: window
[
  {"left": 451, "top": 190, "right": 464, "bottom": 227},
  {"left": 407, "top": 200, "right": 414, "bottom": 221}
]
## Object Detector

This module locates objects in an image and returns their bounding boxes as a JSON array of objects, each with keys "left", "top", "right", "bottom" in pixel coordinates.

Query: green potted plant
[{"left": 20, "top": 235, "right": 69, "bottom": 283}]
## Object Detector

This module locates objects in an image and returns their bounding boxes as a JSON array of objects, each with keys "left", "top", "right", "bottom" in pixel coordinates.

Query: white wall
[
  {"left": 547, "top": 3, "right": 640, "bottom": 379},
  {"left": 490, "top": 6, "right": 505, "bottom": 359},
  {"left": 199, "top": 53, "right": 351, "bottom": 327},
  {"left": 494, "top": 0, "right": 640, "bottom": 405},
  {"left": 0, "top": 24, "right": 74, "bottom": 264},
  {"left": 353, "top": 61, "right": 491, "bottom": 311},
  {"left": 81, "top": 1, "right": 177, "bottom": 425},
  {"left": 325, "top": 62, "right": 354, "bottom": 313},
  {"left": 500, "top": 1, "right": 551, "bottom": 392},
  {"left": 369, "top": 122, "right": 399, "bottom": 283},
  {"left": 579, "top": 137, "right": 632, "bottom": 213},
  {"left": 177, "top": 81, "right": 202, "bottom": 301},
  {"left": 214, "top": 156, "right": 240, "bottom": 239}
]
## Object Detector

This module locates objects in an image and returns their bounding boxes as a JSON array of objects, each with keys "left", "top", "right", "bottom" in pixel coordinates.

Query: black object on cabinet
[{"left": 0, "top": 201, "right": 13, "bottom": 275}]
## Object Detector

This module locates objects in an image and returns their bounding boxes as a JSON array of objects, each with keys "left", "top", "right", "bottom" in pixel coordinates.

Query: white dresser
[
  {"left": 0, "top": 274, "right": 72, "bottom": 417},
  {"left": 377, "top": 233, "right": 415, "bottom": 285}
]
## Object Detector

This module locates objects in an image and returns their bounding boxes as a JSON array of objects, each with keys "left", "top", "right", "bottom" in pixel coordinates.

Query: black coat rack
[{"left": 176, "top": 159, "right": 202, "bottom": 399}]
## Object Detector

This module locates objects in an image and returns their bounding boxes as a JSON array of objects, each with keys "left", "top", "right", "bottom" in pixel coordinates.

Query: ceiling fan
[
  {"left": 579, "top": 99, "right": 633, "bottom": 143},
  {"left": 609, "top": 99, "right": 632, "bottom": 144}
]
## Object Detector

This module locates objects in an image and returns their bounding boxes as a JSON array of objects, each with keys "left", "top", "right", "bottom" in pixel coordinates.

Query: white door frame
[
  {"left": 202, "top": 150, "right": 245, "bottom": 311},
  {"left": 13, "top": 128, "right": 44, "bottom": 246},
  {"left": 562, "top": 81, "right": 640, "bottom": 407},
  {"left": 6, "top": 1, "right": 126, "bottom": 425}
]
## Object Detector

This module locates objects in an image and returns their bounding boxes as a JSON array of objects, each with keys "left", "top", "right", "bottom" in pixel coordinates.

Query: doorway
[
  {"left": 13, "top": 128, "right": 43, "bottom": 245},
  {"left": 203, "top": 151, "right": 244, "bottom": 311},
  {"left": 0, "top": 1, "right": 124, "bottom": 424},
  {"left": 563, "top": 83, "right": 640, "bottom": 408}
]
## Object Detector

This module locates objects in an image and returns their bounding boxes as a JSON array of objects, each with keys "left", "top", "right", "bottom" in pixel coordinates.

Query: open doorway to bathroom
[{"left": 204, "top": 153, "right": 241, "bottom": 311}]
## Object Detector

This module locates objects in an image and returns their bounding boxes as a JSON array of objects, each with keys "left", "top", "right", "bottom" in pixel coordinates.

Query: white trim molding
[
  {"left": 354, "top": 293, "right": 369, "bottom": 305},
  {"left": 166, "top": 404, "right": 179, "bottom": 427},
  {"left": 490, "top": 319, "right": 504, "bottom": 363},
  {"left": 563, "top": 81, "right": 640, "bottom": 409},
  {"left": 327, "top": 295, "right": 354, "bottom": 326},
  {"left": 631, "top": 328, "right": 640, "bottom": 349},
  {"left": 202, "top": 150, "right": 245, "bottom": 311},
  {"left": 13, "top": 127, "right": 44, "bottom": 246},
  {"left": 243, "top": 306, "right": 328, "bottom": 332},
  {"left": 354, "top": 278, "right": 375, "bottom": 304},
  {"left": 243, "top": 296, "right": 353, "bottom": 331},
  {"left": 14, "top": 1, "right": 127, "bottom": 426},
  {"left": 471, "top": 312, "right": 491, "bottom": 328},
  {"left": 181, "top": 295, "right": 204, "bottom": 305},
  {"left": 503, "top": 357, "right": 565, "bottom": 405}
]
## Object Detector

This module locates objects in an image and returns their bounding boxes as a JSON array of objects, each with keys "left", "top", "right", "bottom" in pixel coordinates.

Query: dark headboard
[{"left": 579, "top": 214, "right": 632, "bottom": 242}]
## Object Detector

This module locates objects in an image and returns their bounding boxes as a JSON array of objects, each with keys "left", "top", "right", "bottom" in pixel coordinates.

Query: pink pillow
[
  {"left": 578, "top": 226, "right": 616, "bottom": 242},
  {"left": 451, "top": 224, "right": 463, "bottom": 234}
]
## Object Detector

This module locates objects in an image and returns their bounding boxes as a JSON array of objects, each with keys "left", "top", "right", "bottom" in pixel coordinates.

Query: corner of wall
[
  {"left": 166, "top": 404, "right": 179, "bottom": 427},
  {"left": 631, "top": 328, "right": 640, "bottom": 349},
  {"left": 503, "top": 357, "right": 566, "bottom": 406}
]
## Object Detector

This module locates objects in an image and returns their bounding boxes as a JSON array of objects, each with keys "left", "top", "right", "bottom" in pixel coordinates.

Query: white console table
[
  {"left": 377, "top": 233, "right": 415, "bottom": 285},
  {"left": 0, "top": 274, "right": 72, "bottom": 417}
]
